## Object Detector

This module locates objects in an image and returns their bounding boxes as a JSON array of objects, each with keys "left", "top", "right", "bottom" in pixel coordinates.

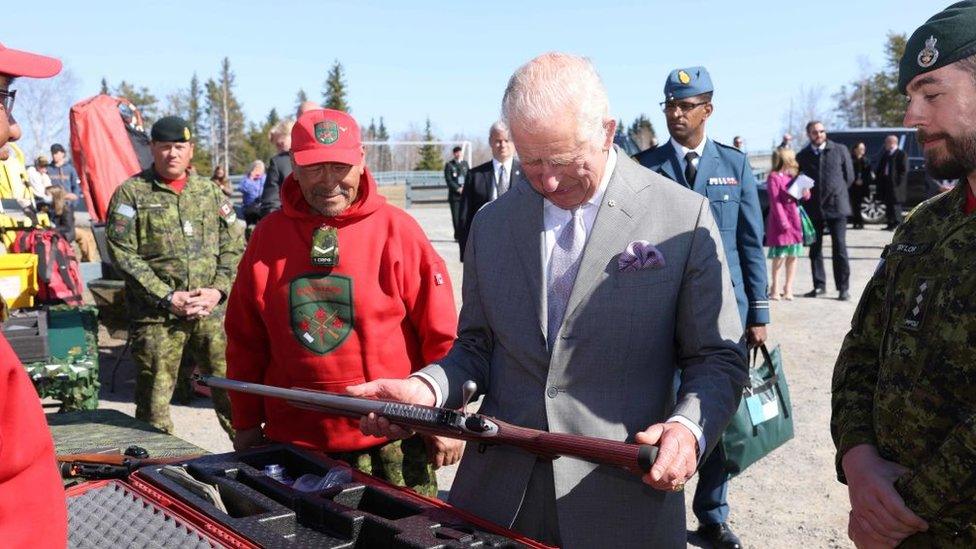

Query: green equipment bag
[
  {"left": 721, "top": 344, "right": 794, "bottom": 478},
  {"left": 799, "top": 206, "right": 817, "bottom": 246}
]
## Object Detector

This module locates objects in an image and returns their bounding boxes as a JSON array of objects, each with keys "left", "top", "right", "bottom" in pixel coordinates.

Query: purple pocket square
[{"left": 617, "top": 240, "right": 666, "bottom": 272}]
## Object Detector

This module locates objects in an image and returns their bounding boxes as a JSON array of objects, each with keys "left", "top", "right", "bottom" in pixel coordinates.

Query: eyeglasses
[
  {"left": 0, "top": 89, "right": 15, "bottom": 114},
  {"left": 660, "top": 100, "right": 709, "bottom": 114}
]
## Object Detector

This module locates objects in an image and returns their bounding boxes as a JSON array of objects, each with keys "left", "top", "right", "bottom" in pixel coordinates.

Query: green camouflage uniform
[
  {"left": 106, "top": 167, "right": 244, "bottom": 437},
  {"left": 330, "top": 436, "right": 437, "bottom": 497},
  {"left": 832, "top": 183, "right": 976, "bottom": 546}
]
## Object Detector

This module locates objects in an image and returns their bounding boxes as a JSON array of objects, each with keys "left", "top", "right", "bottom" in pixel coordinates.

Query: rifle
[
  {"left": 58, "top": 448, "right": 203, "bottom": 480},
  {"left": 196, "top": 375, "right": 658, "bottom": 476}
]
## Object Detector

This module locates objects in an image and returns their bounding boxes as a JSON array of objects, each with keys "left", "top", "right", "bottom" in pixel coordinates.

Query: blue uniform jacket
[{"left": 635, "top": 139, "right": 769, "bottom": 326}]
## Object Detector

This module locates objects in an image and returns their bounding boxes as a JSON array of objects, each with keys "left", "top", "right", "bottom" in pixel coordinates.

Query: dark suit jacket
[
  {"left": 258, "top": 151, "right": 293, "bottom": 219},
  {"left": 797, "top": 140, "right": 854, "bottom": 220},
  {"left": 457, "top": 159, "right": 521, "bottom": 260},
  {"left": 876, "top": 148, "right": 909, "bottom": 203}
]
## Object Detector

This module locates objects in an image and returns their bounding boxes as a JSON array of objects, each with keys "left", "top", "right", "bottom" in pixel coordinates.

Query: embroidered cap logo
[{"left": 314, "top": 120, "right": 340, "bottom": 145}]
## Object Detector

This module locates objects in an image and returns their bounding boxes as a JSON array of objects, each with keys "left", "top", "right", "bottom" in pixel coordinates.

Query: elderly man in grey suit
[{"left": 350, "top": 52, "right": 747, "bottom": 548}]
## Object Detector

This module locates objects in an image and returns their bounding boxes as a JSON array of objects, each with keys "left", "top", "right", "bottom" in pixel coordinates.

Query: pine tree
[
  {"left": 187, "top": 74, "right": 204, "bottom": 138},
  {"left": 833, "top": 32, "right": 908, "bottom": 128},
  {"left": 322, "top": 60, "right": 349, "bottom": 112},
  {"left": 375, "top": 117, "right": 392, "bottom": 172},
  {"left": 100, "top": 78, "right": 109, "bottom": 95},
  {"left": 203, "top": 58, "right": 247, "bottom": 173},
  {"left": 628, "top": 114, "right": 657, "bottom": 151},
  {"left": 294, "top": 88, "right": 309, "bottom": 116},
  {"left": 415, "top": 118, "right": 443, "bottom": 171},
  {"left": 114, "top": 80, "right": 159, "bottom": 126}
]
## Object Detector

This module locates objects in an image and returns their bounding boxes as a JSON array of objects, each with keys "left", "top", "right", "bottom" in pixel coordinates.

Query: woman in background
[
  {"left": 765, "top": 148, "right": 805, "bottom": 300},
  {"left": 210, "top": 164, "right": 233, "bottom": 197},
  {"left": 849, "top": 142, "right": 873, "bottom": 229}
]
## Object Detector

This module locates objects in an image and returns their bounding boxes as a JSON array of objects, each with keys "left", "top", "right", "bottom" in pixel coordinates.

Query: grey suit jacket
[{"left": 422, "top": 150, "right": 747, "bottom": 548}]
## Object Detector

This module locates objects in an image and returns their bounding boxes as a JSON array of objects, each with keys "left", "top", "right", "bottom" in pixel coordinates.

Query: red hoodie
[
  {"left": 0, "top": 334, "right": 67, "bottom": 548},
  {"left": 225, "top": 168, "right": 457, "bottom": 452}
]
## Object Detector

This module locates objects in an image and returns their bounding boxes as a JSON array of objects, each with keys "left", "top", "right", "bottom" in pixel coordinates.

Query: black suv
[{"left": 827, "top": 128, "right": 950, "bottom": 223}]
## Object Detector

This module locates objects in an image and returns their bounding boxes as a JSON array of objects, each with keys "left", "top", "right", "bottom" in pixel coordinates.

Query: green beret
[
  {"left": 899, "top": 1, "right": 976, "bottom": 94},
  {"left": 150, "top": 115, "right": 192, "bottom": 143}
]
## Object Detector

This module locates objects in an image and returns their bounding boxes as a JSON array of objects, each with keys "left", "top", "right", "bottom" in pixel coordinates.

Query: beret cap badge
[
  {"left": 677, "top": 70, "right": 691, "bottom": 85},
  {"left": 917, "top": 36, "right": 940, "bottom": 68}
]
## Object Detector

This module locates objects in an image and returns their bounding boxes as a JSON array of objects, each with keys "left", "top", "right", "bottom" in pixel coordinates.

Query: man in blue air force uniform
[{"left": 636, "top": 66, "right": 768, "bottom": 549}]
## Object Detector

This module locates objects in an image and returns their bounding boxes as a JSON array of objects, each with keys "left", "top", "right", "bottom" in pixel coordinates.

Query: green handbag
[
  {"left": 720, "top": 344, "right": 794, "bottom": 478},
  {"left": 799, "top": 206, "right": 817, "bottom": 246}
]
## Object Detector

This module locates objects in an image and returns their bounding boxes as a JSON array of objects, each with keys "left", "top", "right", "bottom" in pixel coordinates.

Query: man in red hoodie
[
  {"left": 0, "top": 41, "right": 68, "bottom": 548},
  {"left": 226, "top": 109, "right": 460, "bottom": 496}
]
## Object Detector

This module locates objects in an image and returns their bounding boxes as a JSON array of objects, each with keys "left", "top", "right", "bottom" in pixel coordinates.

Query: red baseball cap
[
  {"left": 0, "top": 42, "right": 61, "bottom": 78},
  {"left": 291, "top": 108, "right": 363, "bottom": 167}
]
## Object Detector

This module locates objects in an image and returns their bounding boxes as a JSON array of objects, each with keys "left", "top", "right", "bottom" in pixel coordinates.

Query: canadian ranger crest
[
  {"left": 290, "top": 274, "right": 353, "bottom": 354},
  {"left": 314, "top": 120, "right": 340, "bottom": 145}
]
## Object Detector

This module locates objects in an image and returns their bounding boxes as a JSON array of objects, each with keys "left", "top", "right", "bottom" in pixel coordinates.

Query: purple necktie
[{"left": 547, "top": 207, "right": 585, "bottom": 344}]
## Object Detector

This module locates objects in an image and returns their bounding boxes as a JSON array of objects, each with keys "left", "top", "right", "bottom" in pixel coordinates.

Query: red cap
[
  {"left": 0, "top": 42, "right": 61, "bottom": 79},
  {"left": 291, "top": 109, "right": 363, "bottom": 166}
]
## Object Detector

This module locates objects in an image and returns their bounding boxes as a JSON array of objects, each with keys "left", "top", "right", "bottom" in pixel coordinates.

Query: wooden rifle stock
[
  {"left": 197, "top": 375, "right": 657, "bottom": 476},
  {"left": 57, "top": 452, "right": 202, "bottom": 480}
]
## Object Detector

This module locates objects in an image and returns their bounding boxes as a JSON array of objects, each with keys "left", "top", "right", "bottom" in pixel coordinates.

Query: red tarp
[{"left": 69, "top": 95, "right": 141, "bottom": 222}]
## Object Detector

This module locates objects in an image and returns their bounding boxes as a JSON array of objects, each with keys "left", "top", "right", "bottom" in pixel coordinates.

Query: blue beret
[{"left": 664, "top": 66, "right": 713, "bottom": 101}]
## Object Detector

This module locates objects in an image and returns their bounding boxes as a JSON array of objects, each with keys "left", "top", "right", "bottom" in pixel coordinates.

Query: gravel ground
[{"left": 93, "top": 200, "right": 892, "bottom": 548}]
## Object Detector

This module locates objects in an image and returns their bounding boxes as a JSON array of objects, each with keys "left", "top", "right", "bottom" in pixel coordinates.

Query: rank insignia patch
[
  {"left": 290, "top": 274, "right": 353, "bottom": 355},
  {"left": 903, "top": 276, "right": 936, "bottom": 331},
  {"left": 917, "top": 36, "right": 939, "bottom": 68},
  {"left": 314, "top": 120, "right": 340, "bottom": 145}
]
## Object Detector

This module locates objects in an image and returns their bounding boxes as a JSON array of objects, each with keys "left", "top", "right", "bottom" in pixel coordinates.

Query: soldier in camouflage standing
[
  {"left": 831, "top": 2, "right": 976, "bottom": 547},
  {"left": 106, "top": 116, "right": 244, "bottom": 437}
]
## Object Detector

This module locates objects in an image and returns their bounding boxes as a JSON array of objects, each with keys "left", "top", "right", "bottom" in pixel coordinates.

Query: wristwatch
[{"left": 159, "top": 291, "right": 174, "bottom": 311}]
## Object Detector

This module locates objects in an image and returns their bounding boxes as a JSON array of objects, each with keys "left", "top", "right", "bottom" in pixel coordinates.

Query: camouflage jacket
[
  {"left": 832, "top": 182, "right": 976, "bottom": 541},
  {"left": 106, "top": 167, "right": 244, "bottom": 322}
]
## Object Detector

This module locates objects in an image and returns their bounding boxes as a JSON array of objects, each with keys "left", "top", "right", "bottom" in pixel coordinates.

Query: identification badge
[
  {"left": 311, "top": 225, "right": 339, "bottom": 267},
  {"left": 183, "top": 220, "right": 194, "bottom": 236}
]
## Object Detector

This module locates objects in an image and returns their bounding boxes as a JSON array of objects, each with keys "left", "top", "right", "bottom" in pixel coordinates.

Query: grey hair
[
  {"left": 488, "top": 119, "right": 509, "bottom": 138},
  {"left": 249, "top": 159, "right": 265, "bottom": 173},
  {"left": 501, "top": 52, "right": 610, "bottom": 146}
]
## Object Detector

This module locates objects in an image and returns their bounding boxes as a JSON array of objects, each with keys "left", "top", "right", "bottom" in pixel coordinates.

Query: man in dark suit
[
  {"left": 876, "top": 134, "right": 909, "bottom": 230},
  {"left": 258, "top": 119, "right": 294, "bottom": 219},
  {"left": 443, "top": 146, "right": 468, "bottom": 240},
  {"left": 636, "top": 65, "right": 767, "bottom": 549},
  {"left": 456, "top": 121, "right": 520, "bottom": 260},
  {"left": 797, "top": 120, "right": 854, "bottom": 300}
]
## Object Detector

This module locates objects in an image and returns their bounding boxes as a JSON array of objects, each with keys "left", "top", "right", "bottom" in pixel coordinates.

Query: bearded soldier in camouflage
[
  {"left": 831, "top": 2, "right": 976, "bottom": 547},
  {"left": 106, "top": 116, "right": 244, "bottom": 437}
]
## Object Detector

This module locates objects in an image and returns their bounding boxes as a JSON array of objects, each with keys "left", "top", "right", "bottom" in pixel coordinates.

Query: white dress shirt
[
  {"left": 491, "top": 157, "right": 515, "bottom": 200},
  {"left": 670, "top": 135, "right": 707, "bottom": 177}
]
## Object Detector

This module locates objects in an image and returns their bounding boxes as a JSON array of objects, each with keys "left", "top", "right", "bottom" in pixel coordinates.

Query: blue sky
[{"left": 9, "top": 0, "right": 940, "bottom": 152}]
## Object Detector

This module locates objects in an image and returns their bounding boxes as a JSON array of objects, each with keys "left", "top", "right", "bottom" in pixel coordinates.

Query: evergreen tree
[
  {"left": 187, "top": 73, "right": 204, "bottom": 138},
  {"left": 99, "top": 77, "right": 109, "bottom": 95},
  {"left": 322, "top": 60, "right": 349, "bottom": 112},
  {"left": 415, "top": 118, "right": 443, "bottom": 171},
  {"left": 628, "top": 114, "right": 657, "bottom": 151},
  {"left": 833, "top": 33, "right": 908, "bottom": 128},
  {"left": 114, "top": 80, "right": 159, "bottom": 126},
  {"left": 375, "top": 117, "right": 392, "bottom": 172},
  {"left": 203, "top": 58, "right": 247, "bottom": 173},
  {"left": 294, "top": 88, "right": 309, "bottom": 116}
]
